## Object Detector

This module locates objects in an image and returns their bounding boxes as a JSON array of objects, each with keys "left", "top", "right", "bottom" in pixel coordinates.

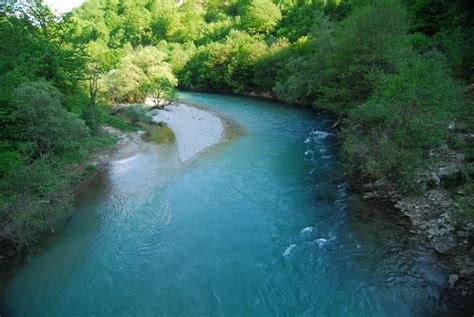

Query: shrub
[
  {"left": 123, "top": 104, "right": 153, "bottom": 125},
  {"left": 14, "top": 81, "right": 90, "bottom": 158}
]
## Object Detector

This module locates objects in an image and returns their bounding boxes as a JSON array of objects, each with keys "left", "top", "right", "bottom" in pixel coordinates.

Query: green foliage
[
  {"left": 141, "top": 125, "right": 176, "bottom": 144},
  {"left": 100, "top": 46, "right": 177, "bottom": 104},
  {"left": 167, "top": 42, "right": 196, "bottom": 74},
  {"left": 180, "top": 41, "right": 231, "bottom": 90},
  {"left": 0, "top": 2, "right": 113, "bottom": 250},
  {"left": 99, "top": 109, "right": 138, "bottom": 132},
  {"left": 455, "top": 181, "right": 474, "bottom": 222},
  {"left": 408, "top": 0, "right": 474, "bottom": 81},
  {"left": 13, "top": 81, "right": 90, "bottom": 158},
  {"left": 240, "top": 0, "right": 282, "bottom": 35},
  {"left": 180, "top": 30, "right": 269, "bottom": 92},
  {"left": 123, "top": 104, "right": 153, "bottom": 124},
  {"left": 276, "top": 1, "right": 328, "bottom": 42},
  {"left": 253, "top": 38, "right": 291, "bottom": 92},
  {"left": 224, "top": 30, "right": 268, "bottom": 92},
  {"left": 0, "top": 2, "right": 87, "bottom": 108},
  {"left": 343, "top": 57, "right": 460, "bottom": 191},
  {"left": 204, "top": 0, "right": 240, "bottom": 22},
  {"left": 316, "top": 0, "right": 413, "bottom": 114},
  {"left": 273, "top": 26, "right": 332, "bottom": 104},
  {"left": 465, "top": 148, "right": 474, "bottom": 163},
  {"left": 0, "top": 158, "right": 72, "bottom": 247}
]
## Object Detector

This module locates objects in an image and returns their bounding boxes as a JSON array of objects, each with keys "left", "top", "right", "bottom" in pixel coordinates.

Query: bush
[
  {"left": 0, "top": 158, "right": 72, "bottom": 247},
  {"left": 123, "top": 104, "right": 153, "bottom": 125},
  {"left": 99, "top": 108, "right": 137, "bottom": 132},
  {"left": 14, "top": 81, "right": 90, "bottom": 158}
]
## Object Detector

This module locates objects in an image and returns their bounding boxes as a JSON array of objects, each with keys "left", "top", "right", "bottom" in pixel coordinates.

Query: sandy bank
[
  {"left": 101, "top": 126, "right": 147, "bottom": 160},
  {"left": 152, "top": 104, "right": 224, "bottom": 163}
]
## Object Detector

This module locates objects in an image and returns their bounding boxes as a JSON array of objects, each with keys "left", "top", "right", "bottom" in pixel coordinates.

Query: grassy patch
[
  {"left": 100, "top": 111, "right": 138, "bottom": 132},
  {"left": 141, "top": 124, "right": 176, "bottom": 144}
]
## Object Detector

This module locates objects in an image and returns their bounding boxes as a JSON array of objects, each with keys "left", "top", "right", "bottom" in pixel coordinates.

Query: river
[{"left": 1, "top": 92, "right": 449, "bottom": 316}]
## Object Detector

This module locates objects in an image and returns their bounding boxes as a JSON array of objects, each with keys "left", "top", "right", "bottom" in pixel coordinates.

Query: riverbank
[
  {"left": 0, "top": 128, "right": 120, "bottom": 292},
  {"left": 355, "top": 145, "right": 474, "bottom": 313}
]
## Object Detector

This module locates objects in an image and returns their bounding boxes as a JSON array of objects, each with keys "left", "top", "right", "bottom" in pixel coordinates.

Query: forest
[{"left": 1, "top": 0, "right": 473, "bottom": 256}]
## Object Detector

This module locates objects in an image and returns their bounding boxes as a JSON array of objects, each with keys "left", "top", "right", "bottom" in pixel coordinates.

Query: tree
[
  {"left": 273, "top": 14, "right": 333, "bottom": 104},
  {"left": 100, "top": 46, "right": 177, "bottom": 104},
  {"left": 13, "top": 81, "right": 90, "bottom": 158},
  {"left": 276, "top": 1, "right": 327, "bottom": 42},
  {"left": 240, "top": 0, "right": 282, "bottom": 35},
  {"left": 224, "top": 30, "right": 268, "bottom": 92},
  {"left": 315, "top": 0, "right": 413, "bottom": 115},
  {"left": 343, "top": 56, "right": 461, "bottom": 190}
]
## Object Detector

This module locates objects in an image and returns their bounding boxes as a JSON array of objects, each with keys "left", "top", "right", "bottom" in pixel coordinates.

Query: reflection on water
[{"left": 1, "top": 92, "right": 451, "bottom": 316}]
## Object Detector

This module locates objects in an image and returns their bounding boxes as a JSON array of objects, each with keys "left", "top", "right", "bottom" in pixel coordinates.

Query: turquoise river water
[{"left": 1, "top": 92, "right": 450, "bottom": 316}]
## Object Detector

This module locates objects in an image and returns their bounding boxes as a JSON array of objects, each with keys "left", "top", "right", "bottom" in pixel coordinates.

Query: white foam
[
  {"left": 337, "top": 182, "right": 349, "bottom": 190},
  {"left": 309, "top": 130, "right": 333, "bottom": 138},
  {"left": 300, "top": 227, "right": 314, "bottom": 234},
  {"left": 283, "top": 244, "right": 297, "bottom": 257},
  {"left": 315, "top": 237, "right": 335, "bottom": 248}
]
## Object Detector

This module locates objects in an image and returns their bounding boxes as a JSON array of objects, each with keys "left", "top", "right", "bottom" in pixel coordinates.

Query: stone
[
  {"left": 433, "top": 236, "right": 458, "bottom": 254},
  {"left": 457, "top": 230, "right": 470, "bottom": 238},
  {"left": 438, "top": 164, "right": 459, "bottom": 176},
  {"left": 448, "top": 274, "right": 459, "bottom": 289},
  {"left": 374, "top": 178, "right": 388, "bottom": 188},
  {"left": 363, "top": 192, "right": 377, "bottom": 200},
  {"left": 363, "top": 183, "right": 375, "bottom": 190},
  {"left": 429, "top": 172, "right": 441, "bottom": 187},
  {"left": 460, "top": 269, "right": 474, "bottom": 279}
]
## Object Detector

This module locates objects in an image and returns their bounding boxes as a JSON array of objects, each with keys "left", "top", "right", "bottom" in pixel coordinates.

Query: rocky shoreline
[{"left": 356, "top": 144, "right": 474, "bottom": 313}]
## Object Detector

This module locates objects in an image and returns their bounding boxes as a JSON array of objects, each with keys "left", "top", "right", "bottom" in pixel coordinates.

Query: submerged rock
[{"left": 449, "top": 274, "right": 459, "bottom": 289}]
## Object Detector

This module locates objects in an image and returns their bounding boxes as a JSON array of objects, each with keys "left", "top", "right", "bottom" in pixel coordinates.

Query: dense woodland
[{"left": 1, "top": 0, "right": 473, "bottom": 251}]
